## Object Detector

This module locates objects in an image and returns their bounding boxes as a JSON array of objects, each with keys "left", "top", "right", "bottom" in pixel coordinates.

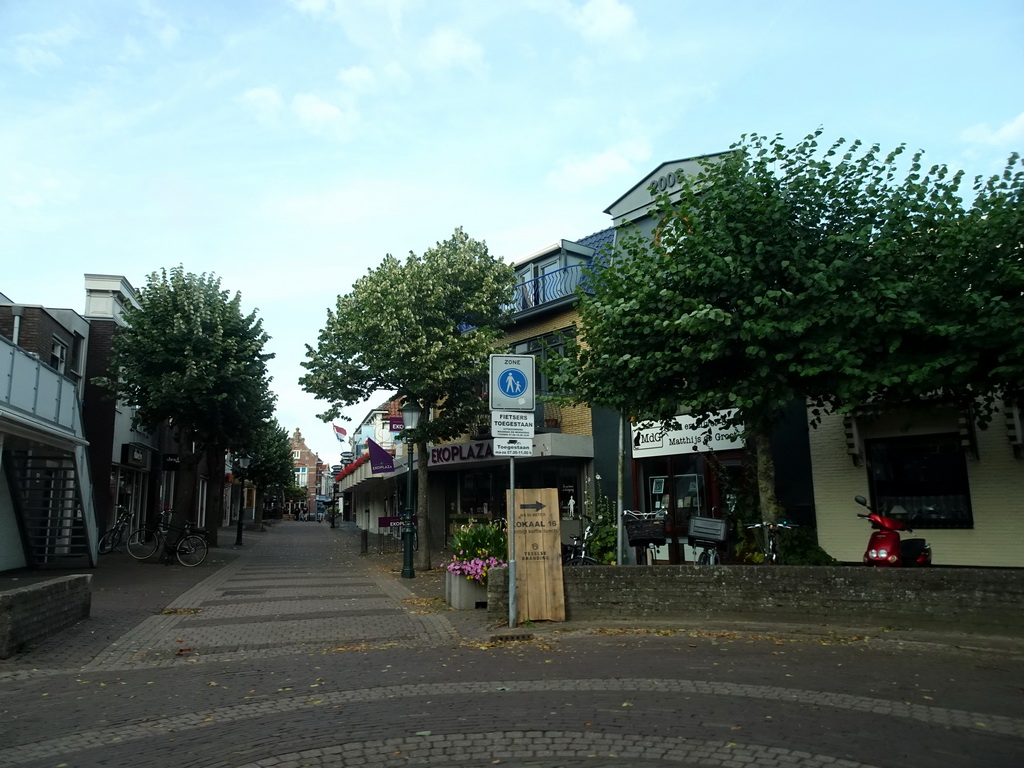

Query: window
[
  {"left": 512, "top": 330, "right": 571, "bottom": 395},
  {"left": 293, "top": 451, "right": 301, "bottom": 459},
  {"left": 865, "top": 434, "right": 973, "bottom": 529},
  {"left": 50, "top": 337, "right": 68, "bottom": 374}
]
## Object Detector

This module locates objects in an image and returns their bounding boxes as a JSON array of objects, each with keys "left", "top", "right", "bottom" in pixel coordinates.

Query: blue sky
[{"left": 2, "top": 0, "right": 1021, "bottom": 465}]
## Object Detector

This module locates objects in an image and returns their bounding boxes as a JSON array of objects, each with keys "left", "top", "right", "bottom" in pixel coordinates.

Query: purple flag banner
[{"left": 367, "top": 438, "right": 395, "bottom": 474}]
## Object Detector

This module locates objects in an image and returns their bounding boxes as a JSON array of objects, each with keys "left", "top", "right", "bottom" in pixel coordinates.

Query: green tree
[
  {"left": 244, "top": 419, "right": 295, "bottom": 528},
  {"left": 99, "top": 267, "right": 275, "bottom": 523},
  {"left": 300, "top": 228, "right": 516, "bottom": 569},
  {"left": 547, "top": 131, "right": 1024, "bottom": 521}
]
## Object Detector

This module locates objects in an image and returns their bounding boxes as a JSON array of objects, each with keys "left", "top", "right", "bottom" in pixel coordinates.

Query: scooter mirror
[{"left": 854, "top": 495, "right": 868, "bottom": 507}]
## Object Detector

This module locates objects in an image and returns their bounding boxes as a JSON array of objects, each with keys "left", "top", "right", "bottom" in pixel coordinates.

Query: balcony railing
[
  {"left": 457, "top": 263, "right": 594, "bottom": 333},
  {"left": 508, "top": 264, "right": 590, "bottom": 314},
  {"left": 1, "top": 334, "right": 82, "bottom": 438}
]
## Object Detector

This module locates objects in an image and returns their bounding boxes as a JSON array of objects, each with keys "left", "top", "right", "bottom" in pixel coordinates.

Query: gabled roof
[{"left": 603, "top": 151, "right": 732, "bottom": 225}]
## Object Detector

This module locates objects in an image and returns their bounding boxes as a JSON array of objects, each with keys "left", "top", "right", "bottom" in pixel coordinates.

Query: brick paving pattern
[{"left": 1, "top": 521, "right": 1022, "bottom": 768}]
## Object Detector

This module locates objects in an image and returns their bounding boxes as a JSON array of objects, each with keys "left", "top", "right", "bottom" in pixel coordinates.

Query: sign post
[{"left": 489, "top": 355, "right": 535, "bottom": 628}]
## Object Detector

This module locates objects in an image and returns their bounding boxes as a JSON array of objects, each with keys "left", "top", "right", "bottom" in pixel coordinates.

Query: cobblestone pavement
[{"left": 1, "top": 521, "right": 1022, "bottom": 767}]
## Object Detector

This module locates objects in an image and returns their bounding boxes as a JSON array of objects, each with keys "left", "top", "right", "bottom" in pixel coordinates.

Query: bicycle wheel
[
  {"left": 176, "top": 534, "right": 208, "bottom": 567},
  {"left": 126, "top": 529, "right": 161, "bottom": 560},
  {"left": 98, "top": 528, "right": 122, "bottom": 554},
  {"left": 696, "top": 549, "right": 710, "bottom": 565},
  {"left": 565, "top": 556, "right": 602, "bottom": 566}
]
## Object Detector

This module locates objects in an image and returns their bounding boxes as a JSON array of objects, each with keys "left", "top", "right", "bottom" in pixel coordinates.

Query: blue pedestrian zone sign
[
  {"left": 489, "top": 354, "right": 535, "bottom": 411},
  {"left": 499, "top": 368, "right": 528, "bottom": 397}
]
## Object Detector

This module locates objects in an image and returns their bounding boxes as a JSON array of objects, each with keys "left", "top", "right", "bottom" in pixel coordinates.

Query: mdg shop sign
[{"left": 631, "top": 411, "right": 744, "bottom": 457}]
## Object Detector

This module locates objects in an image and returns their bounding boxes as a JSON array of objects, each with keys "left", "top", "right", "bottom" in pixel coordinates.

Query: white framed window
[{"left": 50, "top": 337, "right": 68, "bottom": 374}]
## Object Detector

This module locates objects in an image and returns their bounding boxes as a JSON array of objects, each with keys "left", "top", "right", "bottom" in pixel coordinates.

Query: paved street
[{"left": 1, "top": 521, "right": 1022, "bottom": 767}]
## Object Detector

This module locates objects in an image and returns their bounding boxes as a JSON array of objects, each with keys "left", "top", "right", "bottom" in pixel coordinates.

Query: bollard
[{"left": 360, "top": 527, "right": 368, "bottom": 555}]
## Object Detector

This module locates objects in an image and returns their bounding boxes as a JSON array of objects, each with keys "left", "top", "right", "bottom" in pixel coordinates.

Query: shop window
[{"left": 865, "top": 433, "right": 973, "bottom": 529}]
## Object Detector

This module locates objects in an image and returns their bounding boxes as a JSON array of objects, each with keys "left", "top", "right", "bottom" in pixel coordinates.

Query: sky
[{"left": 2, "top": 0, "right": 1022, "bottom": 468}]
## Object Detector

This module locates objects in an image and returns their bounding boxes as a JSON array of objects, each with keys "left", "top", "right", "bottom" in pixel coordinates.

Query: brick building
[{"left": 289, "top": 428, "right": 323, "bottom": 519}]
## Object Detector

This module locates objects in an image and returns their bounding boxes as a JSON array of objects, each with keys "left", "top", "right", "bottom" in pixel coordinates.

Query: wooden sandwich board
[{"left": 509, "top": 487, "right": 565, "bottom": 623}]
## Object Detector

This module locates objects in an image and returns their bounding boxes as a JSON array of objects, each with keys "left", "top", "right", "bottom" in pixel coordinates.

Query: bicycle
[
  {"left": 688, "top": 513, "right": 729, "bottom": 565},
  {"left": 746, "top": 520, "right": 797, "bottom": 564},
  {"left": 562, "top": 515, "right": 603, "bottom": 566},
  {"left": 127, "top": 512, "right": 208, "bottom": 566},
  {"left": 97, "top": 506, "right": 132, "bottom": 554},
  {"left": 168, "top": 530, "right": 208, "bottom": 567},
  {"left": 622, "top": 510, "right": 666, "bottom": 566}
]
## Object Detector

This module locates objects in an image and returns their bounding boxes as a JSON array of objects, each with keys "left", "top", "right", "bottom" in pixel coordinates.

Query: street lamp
[
  {"left": 234, "top": 454, "right": 251, "bottom": 546},
  {"left": 400, "top": 399, "right": 421, "bottom": 579}
]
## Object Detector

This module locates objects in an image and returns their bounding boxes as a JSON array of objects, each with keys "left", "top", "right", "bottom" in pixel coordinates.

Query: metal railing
[{"left": 507, "top": 264, "right": 589, "bottom": 314}]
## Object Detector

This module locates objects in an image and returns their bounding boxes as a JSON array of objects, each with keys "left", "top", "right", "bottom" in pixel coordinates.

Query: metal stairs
[{"left": 7, "top": 450, "right": 93, "bottom": 568}]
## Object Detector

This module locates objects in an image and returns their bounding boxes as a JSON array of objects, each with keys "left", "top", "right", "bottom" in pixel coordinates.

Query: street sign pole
[
  {"left": 489, "top": 354, "right": 536, "bottom": 629},
  {"left": 508, "top": 456, "right": 516, "bottom": 628}
]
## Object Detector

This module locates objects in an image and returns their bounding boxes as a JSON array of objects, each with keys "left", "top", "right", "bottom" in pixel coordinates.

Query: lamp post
[
  {"left": 234, "top": 454, "right": 251, "bottom": 546},
  {"left": 400, "top": 399, "right": 421, "bottom": 579}
]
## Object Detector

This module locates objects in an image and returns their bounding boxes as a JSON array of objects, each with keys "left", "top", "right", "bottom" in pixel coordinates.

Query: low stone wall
[
  {"left": 0, "top": 575, "right": 92, "bottom": 659},
  {"left": 487, "top": 565, "right": 1024, "bottom": 636}
]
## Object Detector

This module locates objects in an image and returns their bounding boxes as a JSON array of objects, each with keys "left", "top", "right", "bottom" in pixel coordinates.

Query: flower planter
[{"left": 445, "top": 570, "right": 488, "bottom": 610}]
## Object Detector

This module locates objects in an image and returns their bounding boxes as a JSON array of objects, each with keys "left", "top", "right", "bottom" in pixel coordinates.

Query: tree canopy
[
  {"left": 300, "top": 227, "right": 516, "bottom": 566},
  {"left": 546, "top": 131, "right": 1024, "bottom": 519},
  {"left": 100, "top": 266, "right": 275, "bottom": 518}
]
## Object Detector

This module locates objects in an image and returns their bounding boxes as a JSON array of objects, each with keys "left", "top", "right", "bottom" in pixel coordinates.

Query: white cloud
[
  {"left": 419, "top": 27, "right": 486, "bottom": 74},
  {"left": 961, "top": 112, "right": 1024, "bottom": 148},
  {"left": 139, "top": 0, "right": 180, "bottom": 47},
  {"left": 337, "top": 64, "right": 376, "bottom": 91},
  {"left": 120, "top": 35, "right": 144, "bottom": 60},
  {"left": 13, "top": 23, "right": 84, "bottom": 73},
  {"left": 14, "top": 46, "right": 63, "bottom": 73},
  {"left": 544, "top": 0, "right": 644, "bottom": 59},
  {"left": 3, "top": 166, "right": 82, "bottom": 210},
  {"left": 546, "top": 139, "right": 652, "bottom": 192},
  {"left": 291, "top": 93, "right": 358, "bottom": 140},
  {"left": 569, "top": 0, "right": 637, "bottom": 42},
  {"left": 240, "top": 86, "right": 284, "bottom": 123}
]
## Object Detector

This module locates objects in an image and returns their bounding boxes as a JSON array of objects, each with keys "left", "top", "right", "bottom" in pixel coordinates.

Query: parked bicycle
[
  {"left": 688, "top": 512, "right": 729, "bottom": 565},
  {"left": 562, "top": 515, "right": 603, "bottom": 566},
  {"left": 97, "top": 506, "right": 132, "bottom": 554},
  {"left": 622, "top": 509, "right": 666, "bottom": 565},
  {"left": 746, "top": 520, "right": 797, "bottom": 564},
  {"left": 127, "top": 511, "right": 208, "bottom": 567}
]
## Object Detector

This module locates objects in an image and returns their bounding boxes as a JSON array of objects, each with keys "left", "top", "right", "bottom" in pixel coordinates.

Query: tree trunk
[
  {"left": 173, "top": 430, "right": 201, "bottom": 524},
  {"left": 414, "top": 437, "right": 431, "bottom": 571},
  {"left": 204, "top": 445, "right": 225, "bottom": 547},
  {"left": 753, "top": 429, "right": 779, "bottom": 522}
]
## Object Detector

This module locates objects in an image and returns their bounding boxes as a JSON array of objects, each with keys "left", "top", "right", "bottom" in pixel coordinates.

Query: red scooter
[{"left": 855, "top": 495, "right": 931, "bottom": 567}]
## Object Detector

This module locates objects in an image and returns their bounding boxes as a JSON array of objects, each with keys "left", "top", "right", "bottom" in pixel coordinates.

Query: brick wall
[
  {"left": 503, "top": 308, "right": 593, "bottom": 437},
  {"left": 0, "top": 575, "right": 92, "bottom": 658},
  {"left": 487, "top": 566, "right": 1024, "bottom": 636}
]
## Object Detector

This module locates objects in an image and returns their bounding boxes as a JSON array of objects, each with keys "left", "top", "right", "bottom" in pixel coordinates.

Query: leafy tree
[
  {"left": 546, "top": 131, "right": 1024, "bottom": 521},
  {"left": 244, "top": 419, "right": 295, "bottom": 528},
  {"left": 98, "top": 266, "right": 275, "bottom": 523},
  {"left": 300, "top": 228, "right": 516, "bottom": 569}
]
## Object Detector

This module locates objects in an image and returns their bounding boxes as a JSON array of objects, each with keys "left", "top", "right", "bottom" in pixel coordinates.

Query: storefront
[
  {"left": 630, "top": 413, "right": 745, "bottom": 563},
  {"left": 427, "top": 433, "right": 593, "bottom": 548}
]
